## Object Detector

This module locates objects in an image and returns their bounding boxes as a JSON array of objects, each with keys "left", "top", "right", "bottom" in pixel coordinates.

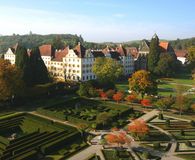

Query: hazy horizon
[{"left": 1, "top": 0, "right": 195, "bottom": 42}]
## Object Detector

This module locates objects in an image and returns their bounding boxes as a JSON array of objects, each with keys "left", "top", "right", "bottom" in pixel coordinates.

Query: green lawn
[{"left": 116, "top": 73, "right": 195, "bottom": 97}]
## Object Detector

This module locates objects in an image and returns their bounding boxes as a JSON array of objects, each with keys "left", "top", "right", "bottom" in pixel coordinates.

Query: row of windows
[
  {"left": 83, "top": 75, "right": 96, "bottom": 81},
  {"left": 83, "top": 69, "right": 92, "bottom": 73},
  {"left": 64, "top": 64, "right": 80, "bottom": 68},
  {"left": 82, "top": 64, "right": 93, "bottom": 68},
  {"left": 64, "top": 69, "right": 80, "bottom": 73}
]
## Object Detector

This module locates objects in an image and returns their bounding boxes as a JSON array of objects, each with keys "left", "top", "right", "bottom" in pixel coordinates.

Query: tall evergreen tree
[
  {"left": 147, "top": 34, "right": 161, "bottom": 73},
  {"left": 15, "top": 44, "right": 32, "bottom": 85},
  {"left": 29, "top": 47, "right": 50, "bottom": 85}
]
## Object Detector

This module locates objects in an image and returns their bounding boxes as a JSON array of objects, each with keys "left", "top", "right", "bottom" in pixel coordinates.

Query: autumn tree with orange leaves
[
  {"left": 100, "top": 91, "right": 108, "bottom": 101},
  {"left": 0, "top": 59, "right": 25, "bottom": 101},
  {"left": 127, "top": 119, "right": 149, "bottom": 140},
  {"left": 105, "top": 132, "right": 131, "bottom": 147},
  {"left": 141, "top": 99, "right": 152, "bottom": 107},
  {"left": 113, "top": 91, "right": 124, "bottom": 103},
  {"left": 129, "top": 70, "right": 157, "bottom": 99}
]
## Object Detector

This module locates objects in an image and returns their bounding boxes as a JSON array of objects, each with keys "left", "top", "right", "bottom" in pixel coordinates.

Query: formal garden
[
  {"left": 36, "top": 97, "right": 143, "bottom": 130},
  {"left": 0, "top": 112, "right": 87, "bottom": 160}
]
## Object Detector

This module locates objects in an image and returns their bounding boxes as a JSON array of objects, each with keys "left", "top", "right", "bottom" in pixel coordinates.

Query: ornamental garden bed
[
  {"left": 176, "top": 142, "right": 195, "bottom": 152},
  {"left": 103, "top": 149, "right": 135, "bottom": 160},
  {"left": 151, "top": 121, "right": 195, "bottom": 130},
  {"left": 141, "top": 142, "right": 171, "bottom": 152},
  {"left": 170, "top": 130, "right": 195, "bottom": 140},
  {"left": 177, "top": 154, "right": 195, "bottom": 160},
  {"left": 0, "top": 112, "right": 87, "bottom": 160},
  {"left": 37, "top": 97, "right": 138, "bottom": 129}
]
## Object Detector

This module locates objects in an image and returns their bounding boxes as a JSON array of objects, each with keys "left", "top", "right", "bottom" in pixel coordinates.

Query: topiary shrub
[
  {"left": 190, "top": 120, "right": 195, "bottom": 126},
  {"left": 158, "top": 113, "right": 164, "bottom": 120},
  {"left": 165, "top": 119, "right": 170, "bottom": 127},
  {"left": 180, "top": 129, "right": 185, "bottom": 136},
  {"left": 142, "top": 152, "right": 150, "bottom": 159},
  {"left": 185, "top": 141, "right": 192, "bottom": 147},
  {"left": 153, "top": 142, "right": 161, "bottom": 149}
]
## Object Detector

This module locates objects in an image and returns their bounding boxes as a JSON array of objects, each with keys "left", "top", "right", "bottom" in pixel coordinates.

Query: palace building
[{"left": 4, "top": 43, "right": 134, "bottom": 81}]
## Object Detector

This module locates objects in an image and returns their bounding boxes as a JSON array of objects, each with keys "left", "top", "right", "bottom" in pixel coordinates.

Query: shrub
[
  {"left": 125, "top": 94, "right": 137, "bottom": 103},
  {"left": 113, "top": 92, "right": 124, "bottom": 103},
  {"left": 190, "top": 120, "right": 195, "bottom": 126},
  {"left": 153, "top": 142, "right": 161, "bottom": 149},
  {"left": 142, "top": 152, "right": 150, "bottom": 159},
  {"left": 141, "top": 99, "right": 151, "bottom": 107},
  {"left": 180, "top": 129, "right": 185, "bottom": 136},
  {"left": 158, "top": 113, "right": 164, "bottom": 120},
  {"left": 185, "top": 141, "right": 192, "bottom": 147},
  {"left": 165, "top": 119, "right": 170, "bottom": 127},
  {"left": 105, "top": 89, "right": 115, "bottom": 99}
]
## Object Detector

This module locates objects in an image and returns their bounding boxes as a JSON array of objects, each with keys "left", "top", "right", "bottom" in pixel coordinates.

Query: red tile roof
[
  {"left": 102, "top": 46, "right": 114, "bottom": 54},
  {"left": 116, "top": 44, "right": 127, "bottom": 56},
  {"left": 73, "top": 42, "right": 86, "bottom": 58},
  {"left": 126, "top": 47, "right": 138, "bottom": 58},
  {"left": 159, "top": 42, "right": 169, "bottom": 51},
  {"left": 53, "top": 47, "right": 69, "bottom": 61},
  {"left": 39, "top": 44, "right": 54, "bottom": 57},
  {"left": 174, "top": 50, "right": 188, "bottom": 58}
]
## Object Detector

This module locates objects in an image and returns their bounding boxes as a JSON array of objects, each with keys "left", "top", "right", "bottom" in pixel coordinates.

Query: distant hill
[
  {"left": 0, "top": 34, "right": 194, "bottom": 55},
  {"left": 0, "top": 34, "right": 83, "bottom": 54}
]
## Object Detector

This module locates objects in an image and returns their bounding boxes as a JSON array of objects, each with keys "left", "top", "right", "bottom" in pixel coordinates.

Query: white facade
[
  {"left": 4, "top": 48, "right": 16, "bottom": 64},
  {"left": 4, "top": 44, "right": 134, "bottom": 82}
]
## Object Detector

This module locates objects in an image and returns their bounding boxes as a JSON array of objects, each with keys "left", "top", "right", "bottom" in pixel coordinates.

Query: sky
[{"left": 0, "top": 0, "right": 195, "bottom": 42}]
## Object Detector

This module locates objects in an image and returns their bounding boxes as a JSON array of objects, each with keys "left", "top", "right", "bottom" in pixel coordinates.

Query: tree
[
  {"left": 129, "top": 70, "right": 157, "bottom": 99},
  {"left": 77, "top": 82, "right": 97, "bottom": 97},
  {"left": 0, "top": 59, "right": 24, "bottom": 101},
  {"left": 147, "top": 34, "right": 161, "bottom": 74},
  {"left": 96, "top": 112, "right": 112, "bottom": 126},
  {"left": 100, "top": 91, "right": 108, "bottom": 101},
  {"left": 127, "top": 119, "right": 149, "bottom": 140},
  {"left": 187, "top": 46, "right": 195, "bottom": 63},
  {"left": 52, "top": 36, "right": 65, "bottom": 50},
  {"left": 141, "top": 99, "right": 151, "bottom": 107},
  {"left": 92, "top": 57, "right": 124, "bottom": 83},
  {"left": 113, "top": 92, "right": 124, "bottom": 103},
  {"left": 105, "top": 132, "right": 130, "bottom": 147},
  {"left": 155, "top": 96, "right": 175, "bottom": 113},
  {"left": 105, "top": 89, "right": 115, "bottom": 99},
  {"left": 29, "top": 47, "right": 50, "bottom": 85},
  {"left": 15, "top": 44, "right": 32, "bottom": 85},
  {"left": 125, "top": 94, "right": 137, "bottom": 103},
  {"left": 155, "top": 53, "right": 181, "bottom": 77},
  {"left": 175, "top": 85, "right": 193, "bottom": 115}
]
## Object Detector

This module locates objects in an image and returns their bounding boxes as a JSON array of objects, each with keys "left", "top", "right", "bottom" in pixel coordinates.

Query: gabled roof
[
  {"left": 116, "top": 44, "right": 127, "bottom": 56},
  {"left": 39, "top": 44, "right": 54, "bottom": 57},
  {"left": 91, "top": 50, "right": 105, "bottom": 58},
  {"left": 126, "top": 47, "right": 138, "bottom": 58},
  {"left": 174, "top": 50, "right": 188, "bottom": 58},
  {"left": 73, "top": 42, "right": 86, "bottom": 58},
  {"left": 159, "top": 42, "right": 169, "bottom": 51},
  {"left": 10, "top": 43, "right": 19, "bottom": 53},
  {"left": 53, "top": 47, "right": 69, "bottom": 61},
  {"left": 102, "top": 46, "right": 114, "bottom": 55}
]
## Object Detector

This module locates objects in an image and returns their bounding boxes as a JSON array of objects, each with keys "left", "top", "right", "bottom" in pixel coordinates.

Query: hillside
[
  {"left": 0, "top": 34, "right": 84, "bottom": 54},
  {"left": 0, "top": 34, "right": 195, "bottom": 55}
]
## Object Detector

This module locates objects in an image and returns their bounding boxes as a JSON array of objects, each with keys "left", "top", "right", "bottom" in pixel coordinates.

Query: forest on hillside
[{"left": 0, "top": 33, "right": 194, "bottom": 55}]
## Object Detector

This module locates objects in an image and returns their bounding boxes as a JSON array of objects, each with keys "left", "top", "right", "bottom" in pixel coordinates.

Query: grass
[{"left": 116, "top": 73, "right": 195, "bottom": 97}]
